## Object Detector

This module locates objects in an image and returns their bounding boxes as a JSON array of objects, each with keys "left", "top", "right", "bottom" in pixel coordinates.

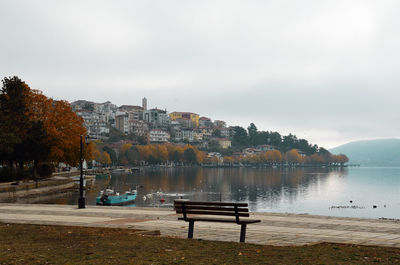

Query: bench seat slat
[
  {"left": 176, "top": 210, "right": 250, "bottom": 217},
  {"left": 174, "top": 201, "right": 248, "bottom": 207},
  {"left": 178, "top": 217, "right": 261, "bottom": 224},
  {"left": 175, "top": 206, "right": 249, "bottom": 212}
]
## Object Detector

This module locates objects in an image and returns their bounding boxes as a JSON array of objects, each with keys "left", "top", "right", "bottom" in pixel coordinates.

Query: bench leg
[
  {"left": 240, "top": 224, "right": 247, "bottom": 243},
  {"left": 188, "top": 220, "right": 194, "bottom": 239}
]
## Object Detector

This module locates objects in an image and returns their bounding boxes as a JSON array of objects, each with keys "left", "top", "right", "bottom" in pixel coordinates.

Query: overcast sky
[{"left": 1, "top": 0, "right": 400, "bottom": 149}]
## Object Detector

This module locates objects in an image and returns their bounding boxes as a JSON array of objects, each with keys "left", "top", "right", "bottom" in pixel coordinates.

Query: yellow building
[{"left": 169, "top": 112, "right": 199, "bottom": 128}]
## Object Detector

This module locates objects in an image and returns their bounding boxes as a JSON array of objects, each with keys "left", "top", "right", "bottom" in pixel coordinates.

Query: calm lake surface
[{"left": 46, "top": 167, "right": 400, "bottom": 219}]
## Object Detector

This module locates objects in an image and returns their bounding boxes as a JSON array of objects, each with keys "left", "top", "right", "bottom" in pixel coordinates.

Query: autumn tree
[
  {"left": 284, "top": 149, "right": 303, "bottom": 165},
  {"left": 121, "top": 143, "right": 132, "bottom": 154},
  {"left": 27, "top": 92, "right": 87, "bottom": 167},
  {"left": 337, "top": 154, "right": 349, "bottom": 166},
  {"left": 136, "top": 145, "right": 152, "bottom": 161},
  {"left": 0, "top": 77, "right": 88, "bottom": 179},
  {"left": 85, "top": 142, "right": 97, "bottom": 162},
  {"left": 264, "top": 151, "right": 275, "bottom": 163},
  {"left": 330, "top": 154, "right": 349, "bottom": 166},
  {"left": 100, "top": 151, "right": 111, "bottom": 166},
  {"left": 118, "top": 143, "right": 132, "bottom": 165},
  {"left": 88, "top": 143, "right": 101, "bottom": 164},
  {"left": 306, "top": 153, "right": 325, "bottom": 165},
  {"left": 155, "top": 144, "right": 168, "bottom": 162},
  {"left": 272, "top": 150, "right": 282, "bottom": 163}
]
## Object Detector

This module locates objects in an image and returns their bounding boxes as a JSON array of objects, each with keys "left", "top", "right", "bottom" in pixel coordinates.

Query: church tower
[{"left": 142, "top": 97, "right": 147, "bottom": 110}]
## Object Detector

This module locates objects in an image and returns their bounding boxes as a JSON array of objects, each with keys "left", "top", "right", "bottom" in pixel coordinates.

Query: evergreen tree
[
  {"left": 247, "top": 123, "right": 258, "bottom": 147},
  {"left": 184, "top": 148, "right": 197, "bottom": 164},
  {"left": 103, "top": 146, "right": 117, "bottom": 165},
  {"left": 232, "top": 126, "right": 248, "bottom": 147}
]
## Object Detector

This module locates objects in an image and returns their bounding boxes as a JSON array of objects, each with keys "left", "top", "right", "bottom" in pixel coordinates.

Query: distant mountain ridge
[{"left": 329, "top": 139, "right": 400, "bottom": 166}]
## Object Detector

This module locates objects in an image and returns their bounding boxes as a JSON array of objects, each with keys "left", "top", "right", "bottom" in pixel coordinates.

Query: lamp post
[{"left": 78, "top": 135, "right": 85, "bottom": 209}]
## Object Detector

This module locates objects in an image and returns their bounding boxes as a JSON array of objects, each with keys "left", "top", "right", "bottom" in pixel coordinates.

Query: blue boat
[{"left": 96, "top": 189, "right": 137, "bottom": 206}]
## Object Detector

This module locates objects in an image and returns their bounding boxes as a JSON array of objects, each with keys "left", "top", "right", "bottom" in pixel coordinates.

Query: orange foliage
[
  {"left": 272, "top": 150, "right": 282, "bottom": 162},
  {"left": 284, "top": 149, "right": 303, "bottom": 164},
  {"left": 136, "top": 145, "right": 152, "bottom": 160},
  {"left": 223, "top": 156, "right": 233, "bottom": 163},
  {"left": 118, "top": 143, "right": 205, "bottom": 165},
  {"left": 306, "top": 154, "right": 325, "bottom": 164},
  {"left": 101, "top": 151, "right": 111, "bottom": 165},
  {"left": 86, "top": 142, "right": 98, "bottom": 161},
  {"left": 155, "top": 145, "right": 168, "bottom": 162},
  {"left": 121, "top": 144, "right": 132, "bottom": 154},
  {"left": 27, "top": 90, "right": 86, "bottom": 165}
]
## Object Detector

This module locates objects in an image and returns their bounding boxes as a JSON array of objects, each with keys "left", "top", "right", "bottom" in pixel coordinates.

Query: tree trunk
[{"left": 32, "top": 160, "right": 39, "bottom": 181}]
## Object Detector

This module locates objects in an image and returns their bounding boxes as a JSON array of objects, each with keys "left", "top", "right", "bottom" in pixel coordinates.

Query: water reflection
[
  {"left": 103, "top": 167, "right": 348, "bottom": 211},
  {"left": 39, "top": 167, "right": 400, "bottom": 219}
]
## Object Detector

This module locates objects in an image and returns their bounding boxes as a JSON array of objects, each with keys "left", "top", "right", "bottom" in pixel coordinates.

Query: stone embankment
[
  {"left": 0, "top": 176, "right": 75, "bottom": 203},
  {"left": 0, "top": 168, "right": 110, "bottom": 203}
]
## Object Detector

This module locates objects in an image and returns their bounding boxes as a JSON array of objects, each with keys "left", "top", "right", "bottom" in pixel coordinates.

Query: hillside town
[
  {"left": 71, "top": 98, "right": 348, "bottom": 167},
  {"left": 72, "top": 97, "right": 233, "bottom": 147},
  {"left": 71, "top": 97, "right": 237, "bottom": 153}
]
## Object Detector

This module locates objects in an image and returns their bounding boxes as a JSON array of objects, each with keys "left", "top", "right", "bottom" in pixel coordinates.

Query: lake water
[{"left": 46, "top": 167, "right": 400, "bottom": 219}]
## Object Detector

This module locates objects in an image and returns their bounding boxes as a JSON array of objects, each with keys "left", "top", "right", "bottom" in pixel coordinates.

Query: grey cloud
[{"left": 1, "top": 0, "right": 400, "bottom": 148}]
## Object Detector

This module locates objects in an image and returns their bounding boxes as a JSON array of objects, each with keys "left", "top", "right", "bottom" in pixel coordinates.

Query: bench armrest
[{"left": 234, "top": 205, "right": 240, "bottom": 223}]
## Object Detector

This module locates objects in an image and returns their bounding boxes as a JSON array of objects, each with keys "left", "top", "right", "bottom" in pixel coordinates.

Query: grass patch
[{"left": 0, "top": 223, "right": 399, "bottom": 264}]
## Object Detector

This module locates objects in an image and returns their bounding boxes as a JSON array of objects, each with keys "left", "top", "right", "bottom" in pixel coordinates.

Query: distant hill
[{"left": 329, "top": 139, "right": 400, "bottom": 166}]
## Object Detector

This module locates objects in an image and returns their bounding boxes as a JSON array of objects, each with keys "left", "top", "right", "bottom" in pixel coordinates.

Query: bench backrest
[{"left": 174, "top": 200, "right": 249, "bottom": 223}]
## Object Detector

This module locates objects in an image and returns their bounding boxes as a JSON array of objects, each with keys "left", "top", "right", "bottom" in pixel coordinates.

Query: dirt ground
[{"left": 1, "top": 223, "right": 400, "bottom": 264}]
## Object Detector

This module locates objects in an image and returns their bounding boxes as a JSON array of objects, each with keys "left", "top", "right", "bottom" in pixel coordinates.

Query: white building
[
  {"left": 257, "top": 145, "right": 275, "bottom": 152},
  {"left": 182, "top": 129, "right": 194, "bottom": 142},
  {"left": 149, "top": 129, "right": 170, "bottom": 143},
  {"left": 95, "top": 101, "right": 117, "bottom": 124},
  {"left": 76, "top": 110, "right": 110, "bottom": 139},
  {"left": 193, "top": 129, "right": 204, "bottom": 142},
  {"left": 143, "top": 108, "right": 170, "bottom": 128}
]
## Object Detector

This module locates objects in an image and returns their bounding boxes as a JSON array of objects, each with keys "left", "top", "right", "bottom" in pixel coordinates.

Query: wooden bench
[{"left": 174, "top": 200, "right": 261, "bottom": 243}]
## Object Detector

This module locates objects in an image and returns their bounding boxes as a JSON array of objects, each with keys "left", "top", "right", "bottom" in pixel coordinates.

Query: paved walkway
[{"left": 0, "top": 203, "right": 399, "bottom": 247}]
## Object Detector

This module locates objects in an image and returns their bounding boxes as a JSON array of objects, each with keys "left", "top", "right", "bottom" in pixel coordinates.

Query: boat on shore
[
  {"left": 130, "top": 167, "right": 140, "bottom": 173},
  {"left": 111, "top": 168, "right": 126, "bottom": 173},
  {"left": 96, "top": 188, "right": 137, "bottom": 206}
]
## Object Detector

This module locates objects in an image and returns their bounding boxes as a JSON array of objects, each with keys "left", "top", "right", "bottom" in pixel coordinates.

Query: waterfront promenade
[{"left": 0, "top": 203, "right": 399, "bottom": 247}]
